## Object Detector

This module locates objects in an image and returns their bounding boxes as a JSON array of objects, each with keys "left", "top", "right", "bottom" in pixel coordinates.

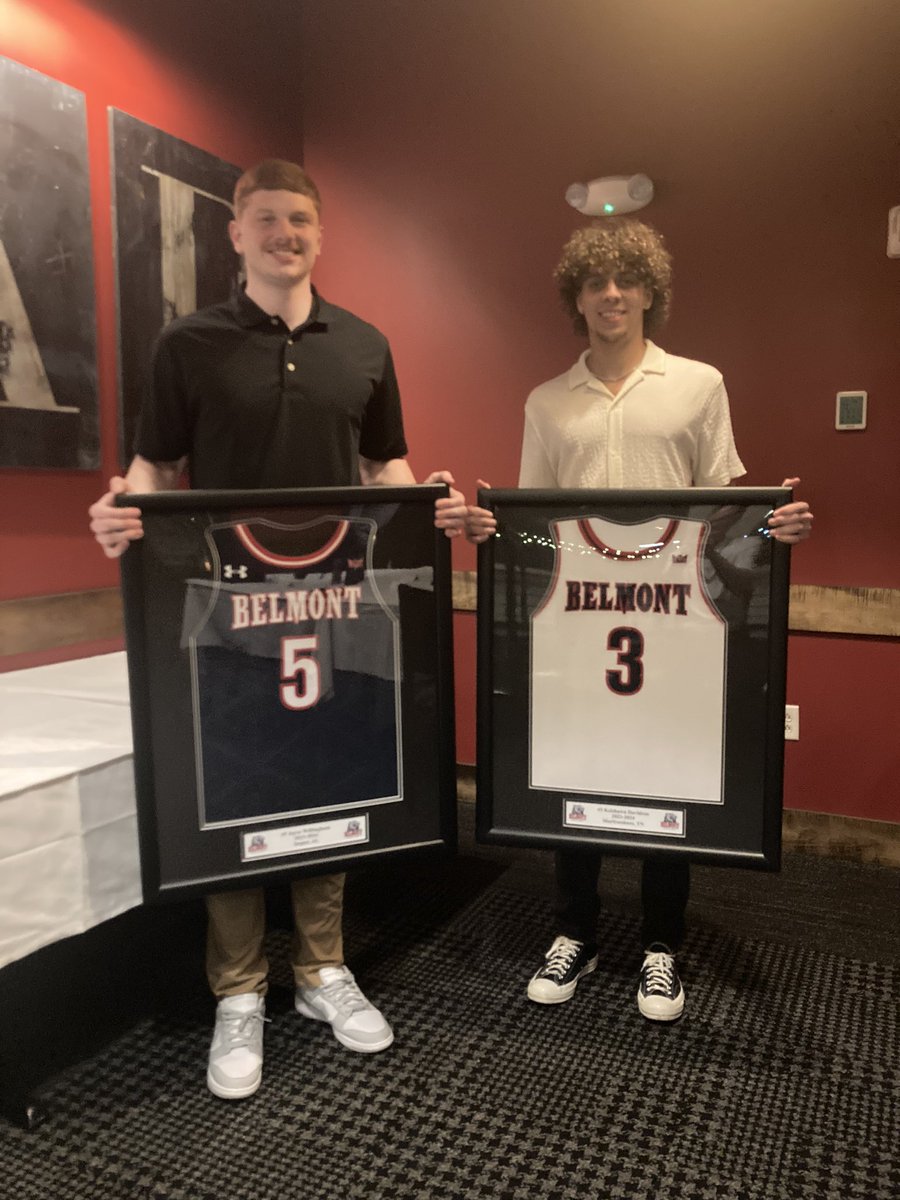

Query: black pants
[{"left": 554, "top": 850, "right": 690, "bottom": 951}]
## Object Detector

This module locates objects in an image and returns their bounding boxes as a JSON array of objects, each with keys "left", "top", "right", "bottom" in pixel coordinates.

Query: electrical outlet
[{"left": 784, "top": 704, "right": 800, "bottom": 741}]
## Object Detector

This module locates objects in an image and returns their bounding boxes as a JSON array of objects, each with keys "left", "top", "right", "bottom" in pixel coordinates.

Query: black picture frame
[
  {"left": 118, "top": 485, "right": 456, "bottom": 902},
  {"left": 476, "top": 488, "right": 791, "bottom": 870}
]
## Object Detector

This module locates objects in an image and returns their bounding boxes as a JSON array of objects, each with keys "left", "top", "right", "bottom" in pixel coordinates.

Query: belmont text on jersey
[
  {"left": 564, "top": 579, "right": 691, "bottom": 615},
  {"left": 230, "top": 583, "right": 362, "bottom": 629}
]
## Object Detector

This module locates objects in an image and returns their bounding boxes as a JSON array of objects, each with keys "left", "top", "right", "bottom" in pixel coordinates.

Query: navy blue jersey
[{"left": 181, "top": 516, "right": 422, "bottom": 827}]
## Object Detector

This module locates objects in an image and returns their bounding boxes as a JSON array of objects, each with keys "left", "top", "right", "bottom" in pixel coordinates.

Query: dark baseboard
[{"left": 0, "top": 899, "right": 206, "bottom": 1127}]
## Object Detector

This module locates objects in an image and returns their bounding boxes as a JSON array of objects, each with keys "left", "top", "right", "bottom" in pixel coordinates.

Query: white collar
[{"left": 567, "top": 340, "right": 667, "bottom": 390}]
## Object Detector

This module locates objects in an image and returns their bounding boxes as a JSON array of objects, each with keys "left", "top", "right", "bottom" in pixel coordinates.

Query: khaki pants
[{"left": 205, "top": 872, "right": 345, "bottom": 997}]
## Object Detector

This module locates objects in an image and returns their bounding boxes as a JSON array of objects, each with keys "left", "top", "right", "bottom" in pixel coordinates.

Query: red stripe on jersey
[
  {"left": 234, "top": 520, "right": 350, "bottom": 566},
  {"left": 578, "top": 517, "right": 678, "bottom": 559}
]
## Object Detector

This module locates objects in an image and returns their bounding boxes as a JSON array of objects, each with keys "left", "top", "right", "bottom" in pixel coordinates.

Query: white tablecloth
[{"left": 0, "top": 653, "right": 141, "bottom": 970}]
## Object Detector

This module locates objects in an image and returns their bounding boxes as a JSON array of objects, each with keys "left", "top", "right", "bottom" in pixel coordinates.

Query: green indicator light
[{"left": 603, "top": 203, "right": 616, "bottom": 213}]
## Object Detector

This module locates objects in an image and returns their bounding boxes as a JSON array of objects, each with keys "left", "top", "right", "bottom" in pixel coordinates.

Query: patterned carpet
[{"left": 1, "top": 853, "right": 897, "bottom": 1200}]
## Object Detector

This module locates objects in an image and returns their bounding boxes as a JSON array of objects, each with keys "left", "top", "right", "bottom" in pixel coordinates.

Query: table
[{"left": 0, "top": 652, "right": 140, "bottom": 971}]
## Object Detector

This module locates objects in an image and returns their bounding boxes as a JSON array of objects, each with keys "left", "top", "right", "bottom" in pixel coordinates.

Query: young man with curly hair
[{"left": 466, "top": 218, "right": 811, "bottom": 1021}]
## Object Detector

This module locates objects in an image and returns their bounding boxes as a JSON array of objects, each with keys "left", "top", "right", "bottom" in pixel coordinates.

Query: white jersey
[{"left": 530, "top": 516, "right": 726, "bottom": 804}]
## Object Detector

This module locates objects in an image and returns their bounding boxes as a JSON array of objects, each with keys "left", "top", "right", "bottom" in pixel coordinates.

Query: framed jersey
[
  {"left": 476, "top": 488, "right": 791, "bottom": 869},
  {"left": 118, "top": 485, "right": 456, "bottom": 901}
]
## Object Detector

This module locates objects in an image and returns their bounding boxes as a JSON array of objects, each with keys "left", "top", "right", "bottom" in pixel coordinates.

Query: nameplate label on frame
[
  {"left": 563, "top": 800, "right": 686, "bottom": 838},
  {"left": 241, "top": 814, "right": 370, "bottom": 861}
]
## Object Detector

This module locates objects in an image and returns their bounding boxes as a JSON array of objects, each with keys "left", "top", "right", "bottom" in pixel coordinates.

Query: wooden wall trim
[
  {"left": 1, "top": 578, "right": 898, "bottom": 658},
  {"left": 787, "top": 584, "right": 900, "bottom": 637},
  {"left": 452, "top": 570, "right": 478, "bottom": 614},
  {"left": 0, "top": 588, "right": 123, "bottom": 657}
]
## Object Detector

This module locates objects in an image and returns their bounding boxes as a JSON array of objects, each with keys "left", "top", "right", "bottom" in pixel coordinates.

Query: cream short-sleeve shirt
[{"left": 518, "top": 341, "right": 746, "bottom": 489}]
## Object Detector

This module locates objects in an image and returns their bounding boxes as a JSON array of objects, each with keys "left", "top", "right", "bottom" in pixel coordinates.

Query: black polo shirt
[{"left": 134, "top": 288, "right": 409, "bottom": 489}]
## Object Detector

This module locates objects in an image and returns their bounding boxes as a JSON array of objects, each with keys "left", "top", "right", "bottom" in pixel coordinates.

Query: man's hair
[
  {"left": 554, "top": 218, "right": 673, "bottom": 336},
  {"left": 233, "top": 159, "right": 322, "bottom": 217}
]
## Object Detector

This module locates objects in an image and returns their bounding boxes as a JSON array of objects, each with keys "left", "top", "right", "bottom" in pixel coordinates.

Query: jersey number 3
[
  {"left": 280, "top": 635, "right": 320, "bottom": 710},
  {"left": 606, "top": 626, "right": 644, "bottom": 695}
]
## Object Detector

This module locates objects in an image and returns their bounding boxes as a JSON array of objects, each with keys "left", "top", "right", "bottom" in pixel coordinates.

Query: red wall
[
  {"left": 785, "top": 634, "right": 900, "bottom": 824},
  {"left": 0, "top": 0, "right": 304, "bottom": 627},
  {"left": 299, "top": 0, "right": 900, "bottom": 820},
  {"left": 2, "top": 1, "right": 898, "bottom": 822}
]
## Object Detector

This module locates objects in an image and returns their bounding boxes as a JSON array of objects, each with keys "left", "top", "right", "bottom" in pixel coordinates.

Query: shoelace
[
  {"left": 541, "top": 936, "right": 583, "bottom": 981},
  {"left": 318, "top": 970, "right": 369, "bottom": 1014},
  {"left": 642, "top": 951, "right": 676, "bottom": 995},
  {"left": 218, "top": 1008, "right": 268, "bottom": 1050}
]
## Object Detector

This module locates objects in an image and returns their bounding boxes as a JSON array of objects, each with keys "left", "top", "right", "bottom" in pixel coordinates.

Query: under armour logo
[{"left": 223, "top": 564, "right": 248, "bottom": 579}]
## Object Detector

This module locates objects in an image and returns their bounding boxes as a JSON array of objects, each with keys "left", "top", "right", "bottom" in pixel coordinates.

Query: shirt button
[
  {"left": 270, "top": 317, "right": 278, "bottom": 326},
  {"left": 287, "top": 362, "right": 296, "bottom": 372},
  {"left": 287, "top": 338, "right": 293, "bottom": 346}
]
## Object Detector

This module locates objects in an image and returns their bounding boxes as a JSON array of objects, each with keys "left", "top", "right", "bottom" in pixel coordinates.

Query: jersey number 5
[
  {"left": 606, "top": 626, "right": 644, "bottom": 695},
  {"left": 280, "top": 635, "right": 320, "bottom": 710}
]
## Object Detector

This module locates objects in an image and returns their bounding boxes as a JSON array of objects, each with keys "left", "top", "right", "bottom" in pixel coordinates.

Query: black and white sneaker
[
  {"left": 637, "top": 943, "right": 685, "bottom": 1021},
  {"left": 527, "top": 935, "right": 599, "bottom": 1004}
]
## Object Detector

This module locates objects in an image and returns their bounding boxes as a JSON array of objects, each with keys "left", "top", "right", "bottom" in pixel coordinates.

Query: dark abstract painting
[
  {"left": 110, "top": 110, "right": 241, "bottom": 466},
  {"left": 0, "top": 57, "right": 98, "bottom": 470}
]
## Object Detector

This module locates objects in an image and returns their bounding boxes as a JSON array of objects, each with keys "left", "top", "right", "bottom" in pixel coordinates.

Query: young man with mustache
[{"left": 90, "top": 159, "right": 466, "bottom": 1098}]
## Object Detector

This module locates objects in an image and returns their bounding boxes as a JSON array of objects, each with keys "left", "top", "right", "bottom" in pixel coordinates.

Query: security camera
[{"left": 565, "top": 174, "right": 654, "bottom": 217}]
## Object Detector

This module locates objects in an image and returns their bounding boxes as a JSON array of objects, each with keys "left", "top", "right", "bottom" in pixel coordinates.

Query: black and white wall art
[
  {"left": 0, "top": 56, "right": 98, "bottom": 470},
  {"left": 110, "top": 110, "right": 241, "bottom": 464}
]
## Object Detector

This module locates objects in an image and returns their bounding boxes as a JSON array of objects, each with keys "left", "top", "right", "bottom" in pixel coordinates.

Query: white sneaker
[
  {"left": 207, "top": 993, "right": 266, "bottom": 1100},
  {"left": 295, "top": 966, "right": 394, "bottom": 1053}
]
